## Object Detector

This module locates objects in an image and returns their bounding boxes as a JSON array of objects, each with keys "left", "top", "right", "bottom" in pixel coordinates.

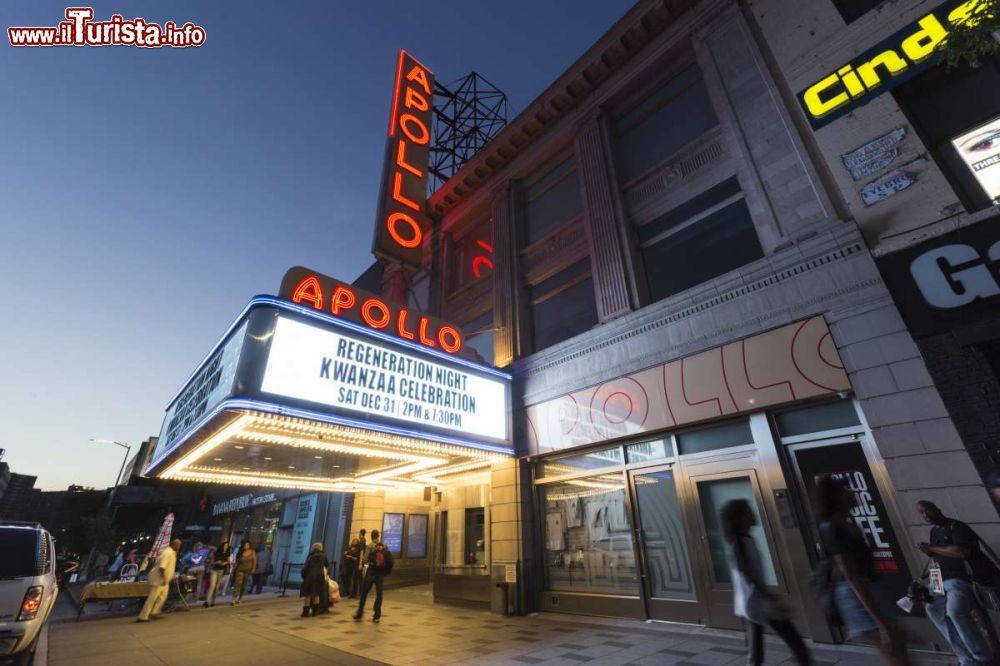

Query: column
[
  {"left": 575, "top": 117, "right": 635, "bottom": 321},
  {"left": 491, "top": 183, "right": 518, "bottom": 368}
]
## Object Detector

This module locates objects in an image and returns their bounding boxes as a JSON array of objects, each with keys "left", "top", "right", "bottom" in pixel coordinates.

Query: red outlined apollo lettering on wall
[
  {"left": 279, "top": 266, "right": 467, "bottom": 357},
  {"left": 8, "top": 7, "right": 206, "bottom": 48},
  {"left": 372, "top": 51, "right": 435, "bottom": 268}
]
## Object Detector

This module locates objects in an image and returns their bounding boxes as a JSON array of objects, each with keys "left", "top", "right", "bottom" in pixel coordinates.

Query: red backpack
[{"left": 371, "top": 543, "right": 393, "bottom": 573}]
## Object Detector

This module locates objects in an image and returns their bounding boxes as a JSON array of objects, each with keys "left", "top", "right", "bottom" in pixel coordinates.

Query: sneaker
[
  {"left": 372, "top": 615, "right": 380, "bottom": 623},
  {"left": 135, "top": 618, "right": 149, "bottom": 623},
  {"left": 352, "top": 612, "right": 362, "bottom": 621}
]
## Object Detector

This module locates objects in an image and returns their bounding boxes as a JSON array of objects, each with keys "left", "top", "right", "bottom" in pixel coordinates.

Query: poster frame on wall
[{"left": 406, "top": 513, "right": 429, "bottom": 559}]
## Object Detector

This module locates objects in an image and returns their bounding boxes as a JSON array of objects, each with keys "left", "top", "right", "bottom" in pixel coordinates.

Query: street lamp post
[{"left": 87, "top": 438, "right": 132, "bottom": 581}]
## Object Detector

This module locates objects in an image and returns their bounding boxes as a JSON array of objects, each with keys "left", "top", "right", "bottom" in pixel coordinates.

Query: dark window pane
[
  {"left": 539, "top": 446, "right": 624, "bottom": 477},
  {"left": 531, "top": 277, "right": 598, "bottom": 351},
  {"left": 525, "top": 159, "right": 583, "bottom": 245},
  {"left": 464, "top": 508, "right": 485, "bottom": 565},
  {"left": 637, "top": 177, "right": 742, "bottom": 244},
  {"left": 529, "top": 260, "right": 592, "bottom": 301},
  {"left": 831, "top": 0, "right": 886, "bottom": 24},
  {"left": 677, "top": 420, "right": 753, "bottom": 456},
  {"left": 613, "top": 67, "right": 718, "bottom": 183},
  {"left": 0, "top": 528, "right": 38, "bottom": 578},
  {"left": 642, "top": 199, "right": 763, "bottom": 302},
  {"left": 774, "top": 399, "right": 860, "bottom": 437}
]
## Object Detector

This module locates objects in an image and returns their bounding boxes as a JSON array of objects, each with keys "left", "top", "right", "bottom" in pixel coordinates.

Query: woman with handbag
[{"left": 721, "top": 499, "right": 811, "bottom": 666}]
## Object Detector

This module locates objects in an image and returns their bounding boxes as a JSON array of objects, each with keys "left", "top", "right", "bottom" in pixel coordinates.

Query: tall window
[
  {"left": 528, "top": 260, "right": 598, "bottom": 352},
  {"left": 447, "top": 220, "right": 494, "bottom": 293},
  {"left": 464, "top": 508, "right": 485, "bottom": 565},
  {"left": 610, "top": 65, "right": 718, "bottom": 184},
  {"left": 524, "top": 157, "right": 583, "bottom": 245},
  {"left": 637, "top": 177, "right": 763, "bottom": 303},
  {"left": 521, "top": 156, "right": 597, "bottom": 353}
]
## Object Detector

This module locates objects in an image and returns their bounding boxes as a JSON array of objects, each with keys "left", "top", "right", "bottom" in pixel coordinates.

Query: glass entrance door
[
  {"left": 687, "top": 460, "right": 786, "bottom": 630},
  {"left": 629, "top": 465, "right": 701, "bottom": 622}
]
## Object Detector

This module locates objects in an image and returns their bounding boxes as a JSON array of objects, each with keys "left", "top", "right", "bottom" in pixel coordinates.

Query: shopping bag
[{"left": 328, "top": 577, "right": 341, "bottom": 604}]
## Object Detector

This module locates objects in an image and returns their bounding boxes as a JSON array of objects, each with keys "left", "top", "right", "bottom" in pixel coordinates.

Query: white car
[{"left": 0, "top": 522, "right": 58, "bottom": 665}]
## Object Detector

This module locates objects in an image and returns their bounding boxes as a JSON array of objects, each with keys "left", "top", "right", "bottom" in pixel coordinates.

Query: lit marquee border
[{"left": 146, "top": 296, "right": 513, "bottom": 491}]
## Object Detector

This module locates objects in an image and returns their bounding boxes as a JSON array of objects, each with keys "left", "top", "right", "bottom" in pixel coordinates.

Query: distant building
[{"left": 0, "top": 472, "right": 38, "bottom": 520}]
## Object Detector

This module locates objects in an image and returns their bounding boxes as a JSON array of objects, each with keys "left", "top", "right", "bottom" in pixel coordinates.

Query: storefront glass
[
  {"left": 541, "top": 474, "right": 639, "bottom": 595},
  {"left": 632, "top": 468, "right": 694, "bottom": 600},
  {"left": 538, "top": 446, "right": 624, "bottom": 477}
]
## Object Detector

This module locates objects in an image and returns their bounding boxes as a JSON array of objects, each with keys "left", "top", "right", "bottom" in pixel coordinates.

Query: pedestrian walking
[
  {"left": 137, "top": 538, "right": 180, "bottom": 623},
  {"left": 354, "top": 529, "right": 368, "bottom": 595},
  {"left": 205, "top": 540, "right": 231, "bottom": 607},
  {"left": 353, "top": 529, "right": 393, "bottom": 623},
  {"left": 230, "top": 540, "right": 256, "bottom": 605},
  {"left": 341, "top": 538, "right": 360, "bottom": 598},
  {"left": 251, "top": 546, "right": 271, "bottom": 594},
  {"left": 300, "top": 542, "right": 331, "bottom": 617},
  {"left": 721, "top": 499, "right": 811, "bottom": 666},
  {"left": 917, "top": 500, "right": 998, "bottom": 665},
  {"left": 815, "top": 476, "right": 908, "bottom": 665}
]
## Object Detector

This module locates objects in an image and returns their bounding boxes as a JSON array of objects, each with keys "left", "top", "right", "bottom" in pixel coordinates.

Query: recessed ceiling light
[
  {"left": 242, "top": 467, "right": 249, "bottom": 471},
  {"left": 234, "top": 445, "right": 244, "bottom": 450},
  {"left": 288, "top": 465, "right": 295, "bottom": 470},
  {"left": 213, "top": 458, "right": 223, "bottom": 462},
  {"left": 314, "top": 455, "right": 322, "bottom": 460},
  {"left": 332, "top": 464, "right": 340, "bottom": 468},
  {"left": 264, "top": 457, "right": 272, "bottom": 461}
]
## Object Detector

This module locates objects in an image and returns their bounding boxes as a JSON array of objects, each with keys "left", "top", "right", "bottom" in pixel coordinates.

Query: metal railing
[{"left": 279, "top": 560, "right": 337, "bottom": 596}]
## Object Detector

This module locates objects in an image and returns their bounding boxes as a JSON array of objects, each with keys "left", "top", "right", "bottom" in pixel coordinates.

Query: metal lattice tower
[{"left": 429, "top": 73, "right": 508, "bottom": 192}]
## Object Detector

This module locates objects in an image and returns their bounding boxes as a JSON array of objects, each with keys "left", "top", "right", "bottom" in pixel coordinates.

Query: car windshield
[{"left": 0, "top": 528, "right": 38, "bottom": 578}]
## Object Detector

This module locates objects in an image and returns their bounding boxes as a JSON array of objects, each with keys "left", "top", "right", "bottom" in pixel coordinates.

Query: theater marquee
[{"left": 145, "top": 278, "right": 511, "bottom": 492}]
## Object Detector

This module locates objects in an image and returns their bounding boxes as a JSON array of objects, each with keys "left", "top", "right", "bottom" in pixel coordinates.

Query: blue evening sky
[{"left": 0, "top": 1, "right": 630, "bottom": 489}]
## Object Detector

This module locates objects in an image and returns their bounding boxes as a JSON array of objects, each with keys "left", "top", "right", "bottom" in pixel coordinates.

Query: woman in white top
[{"left": 721, "top": 499, "right": 811, "bottom": 666}]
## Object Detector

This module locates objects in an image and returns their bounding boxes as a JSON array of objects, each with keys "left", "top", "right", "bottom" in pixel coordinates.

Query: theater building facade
[
  {"left": 402, "top": 0, "right": 999, "bottom": 643},
  {"left": 147, "top": 0, "right": 1000, "bottom": 646}
]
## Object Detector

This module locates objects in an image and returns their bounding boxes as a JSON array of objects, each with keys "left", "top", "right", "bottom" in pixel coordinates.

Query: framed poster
[
  {"left": 406, "top": 514, "right": 428, "bottom": 558},
  {"left": 952, "top": 115, "right": 1000, "bottom": 202},
  {"left": 382, "top": 512, "right": 404, "bottom": 555}
]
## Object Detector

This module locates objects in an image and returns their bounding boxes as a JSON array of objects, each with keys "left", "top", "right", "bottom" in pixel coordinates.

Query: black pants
[
  {"left": 351, "top": 567, "right": 364, "bottom": 598},
  {"left": 342, "top": 566, "right": 357, "bottom": 597},
  {"left": 250, "top": 573, "right": 265, "bottom": 594},
  {"left": 357, "top": 573, "right": 384, "bottom": 617},
  {"left": 744, "top": 618, "right": 810, "bottom": 666}
]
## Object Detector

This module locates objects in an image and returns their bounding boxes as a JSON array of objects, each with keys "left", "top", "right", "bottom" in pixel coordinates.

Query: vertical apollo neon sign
[{"left": 372, "top": 50, "right": 435, "bottom": 267}]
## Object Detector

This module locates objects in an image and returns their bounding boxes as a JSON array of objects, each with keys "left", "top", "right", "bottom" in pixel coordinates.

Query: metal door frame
[{"left": 626, "top": 462, "right": 705, "bottom": 624}]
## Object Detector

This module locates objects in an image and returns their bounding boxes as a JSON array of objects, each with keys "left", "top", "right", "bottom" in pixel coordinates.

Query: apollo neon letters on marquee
[
  {"left": 797, "top": 0, "right": 985, "bottom": 130},
  {"left": 279, "top": 266, "right": 466, "bottom": 357},
  {"left": 372, "top": 50, "right": 435, "bottom": 267}
]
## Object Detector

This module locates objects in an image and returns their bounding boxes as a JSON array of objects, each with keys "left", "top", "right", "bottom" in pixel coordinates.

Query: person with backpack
[
  {"left": 353, "top": 529, "right": 393, "bottom": 623},
  {"left": 721, "top": 499, "right": 811, "bottom": 666},
  {"left": 917, "top": 500, "right": 997, "bottom": 665},
  {"left": 814, "top": 476, "right": 908, "bottom": 665}
]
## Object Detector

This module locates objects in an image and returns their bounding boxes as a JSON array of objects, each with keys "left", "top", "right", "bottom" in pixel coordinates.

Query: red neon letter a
[
  {"left": 291, "top": 275, "right": 323, "bottom": 310},
  {"left": 405, "top": 66, "right": 431, "bottom": 95}
]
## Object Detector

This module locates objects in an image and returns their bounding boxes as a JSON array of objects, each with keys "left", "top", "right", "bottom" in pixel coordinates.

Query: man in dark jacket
[
  {"left": 353, "top": 529, "right": 393, "bottom": 623},
  {"left": 918, "top": 500, "right": 997, "bottom": 665}
]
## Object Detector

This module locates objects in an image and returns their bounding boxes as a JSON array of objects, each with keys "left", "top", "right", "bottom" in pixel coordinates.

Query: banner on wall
[
  {"left": 792, "top": 442, "right": 912, "bottom": 605},
  {"left": 289, "top": 494, "right": 318, "bottom": 578}
]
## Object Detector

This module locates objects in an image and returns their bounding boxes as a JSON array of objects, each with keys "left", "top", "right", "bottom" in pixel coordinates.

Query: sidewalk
[{"left": 47, "top": 585, "right": 956, "bottom": 666}]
